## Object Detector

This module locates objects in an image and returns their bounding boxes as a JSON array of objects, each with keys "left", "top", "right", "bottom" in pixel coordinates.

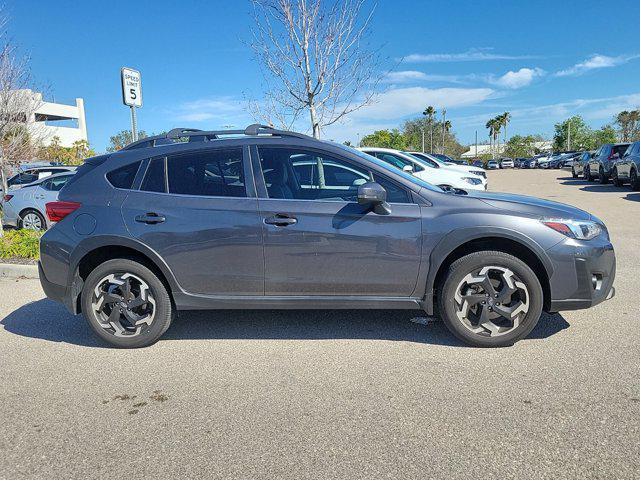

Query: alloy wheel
[
  {"left": 453, "top": 266, "right": 529, "bottom": 337},
  {"left": 21, "top": 212, "right": 43, "bottom": 230},
  {"left": 91, "top": 273, "right": 156, "bottom": 337}
]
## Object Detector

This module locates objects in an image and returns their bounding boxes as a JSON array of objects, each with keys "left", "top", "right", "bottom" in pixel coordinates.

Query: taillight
[
  {"left": 45, "top": 201, "right": 81, "bottom": 222},
  {"left": 2, "top": 194, "right": 13, "bottom": 202}
]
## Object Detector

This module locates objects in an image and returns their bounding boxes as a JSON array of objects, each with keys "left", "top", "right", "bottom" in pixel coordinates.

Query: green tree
[
  {"left": 107, "top": 130, "right": 148, "bottom": 152},
  {"left": 614, "top": 110, "right": 640, "bottom": 141},
  {"left": 360, "top": 129, "right": 407, "bottom": 149},
  {"left": 422, "top": 106, "right": 436, "bottom": 153},
  {"left": 39, "top": 137, "right": 97, "bottom": 165},
  {"left": 553, "top": 116, "right": 593, "bottom": 151},
  {"left": 592, "top": 125, "right": 617, "bottom": 147},
  {"left": 402, "top": 118, "right": 465, "bottom": 157},
  {"left": 503, "top": 134, "right": 545, "bottom": 158}
]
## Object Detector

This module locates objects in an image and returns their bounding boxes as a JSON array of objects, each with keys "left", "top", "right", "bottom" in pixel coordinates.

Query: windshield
[
  {"left": 403, "top": 151, "right": 441, "bottom": 168},
  {"left": 330, "top": 143, "right": 444, "bottom": 192}
]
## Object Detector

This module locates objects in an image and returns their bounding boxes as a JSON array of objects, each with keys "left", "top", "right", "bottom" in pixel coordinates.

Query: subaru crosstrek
[{"left": 39, "top": 124, "right": 616, "bottom": 348}]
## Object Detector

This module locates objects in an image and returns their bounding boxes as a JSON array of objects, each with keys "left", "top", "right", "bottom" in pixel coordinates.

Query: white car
[
  {"left": 499, "top": 158, "right": 514, "bottom": 169},
  {"left": 408, "top": 152, "right": 487, "bottom": 180},
  {"left": 359, "top": 147, "right": 487, "bottom": 191}
]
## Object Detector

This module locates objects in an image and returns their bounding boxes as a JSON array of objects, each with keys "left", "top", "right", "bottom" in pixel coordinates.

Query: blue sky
[{"left": 10, "top": 0, "right": 640, "bottom": 151}]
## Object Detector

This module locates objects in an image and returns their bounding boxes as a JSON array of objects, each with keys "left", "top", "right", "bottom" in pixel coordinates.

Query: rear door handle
[
  {"left": 264, "top": 214, "right": 297, "bottom": 226},
  {"left": 135, "top": 213, "right": 166, "bottom": 224}
]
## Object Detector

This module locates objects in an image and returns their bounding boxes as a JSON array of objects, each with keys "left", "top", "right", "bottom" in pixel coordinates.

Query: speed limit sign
[{"left": 121, "top": 67, "right": 142, "bottom": 107}]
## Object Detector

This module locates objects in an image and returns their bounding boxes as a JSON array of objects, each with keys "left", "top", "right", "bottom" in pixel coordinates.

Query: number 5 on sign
[{"left": 121, "top": 67, "right": 142, "bottom": 107}]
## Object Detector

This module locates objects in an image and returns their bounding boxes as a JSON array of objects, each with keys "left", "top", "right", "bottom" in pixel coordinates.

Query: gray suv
[{"left": 39, "top": 125, "right": 616, "bottom": 348}]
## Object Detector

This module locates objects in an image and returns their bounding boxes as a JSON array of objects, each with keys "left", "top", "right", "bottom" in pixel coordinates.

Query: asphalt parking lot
[{"left": 0, "top": 169, "right": 638, "bottom": 479}]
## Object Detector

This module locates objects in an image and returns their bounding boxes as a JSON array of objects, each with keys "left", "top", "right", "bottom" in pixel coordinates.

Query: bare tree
[
  {"left": 0, "top": 12, "right": 42, "bottom": 233},
  {"left": 249, "top": 0, "right": 382, "bottom": 138}
]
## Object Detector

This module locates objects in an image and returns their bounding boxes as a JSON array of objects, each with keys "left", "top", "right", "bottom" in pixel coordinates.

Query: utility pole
[
  {"left": 421, "top": 108, "right": 427, "bottom": 153},
  {"left": 475, "top": 130, "right": 478, "bottom": 157},
  {"left": 441, "top": 108, "right": 447, "bottom": 154}
]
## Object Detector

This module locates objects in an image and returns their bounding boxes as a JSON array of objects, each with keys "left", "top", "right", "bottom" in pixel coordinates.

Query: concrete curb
[{"left": 0, "top": 262, "right": 39, "bottom": 279}]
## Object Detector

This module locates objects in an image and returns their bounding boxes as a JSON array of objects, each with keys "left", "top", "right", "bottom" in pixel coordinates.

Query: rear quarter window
[{"left": 106, "top": 161, "right": 142, "bottom": 189}]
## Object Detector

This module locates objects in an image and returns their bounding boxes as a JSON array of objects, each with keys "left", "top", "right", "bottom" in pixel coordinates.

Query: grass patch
[{"left": 0, "top": 229, "right": 42, "bottom": 260}]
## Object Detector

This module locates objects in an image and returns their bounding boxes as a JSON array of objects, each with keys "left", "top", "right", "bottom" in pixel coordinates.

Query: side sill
[{"left": 173, "top": 292, "right": 423, "bottom": 310}]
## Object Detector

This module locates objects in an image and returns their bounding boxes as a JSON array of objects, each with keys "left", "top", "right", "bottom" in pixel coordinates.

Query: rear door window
[{"left": 167, "top": 148, "right": 246, "bottom": 197}]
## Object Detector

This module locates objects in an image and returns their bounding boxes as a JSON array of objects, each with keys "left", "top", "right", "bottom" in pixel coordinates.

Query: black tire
[
  {"left": 598, "top": 166, "right": 608, "bottom": 184},
  {"left": 80, "top": 259, "right": 173, "bottom": 348},
  {"left": 18, "top": 209, "right": 47, "bottom": 231},
  {"left": 584, "top": 166, "right": 591, "bottom": 181},
  {"left": 437, "top": 250, "right": 543, "bottom": 348},
  {"left": 612, "top": 168, "right": 623, "bottom": 187},
  {"left": 571, "top": 167, "right": 578, "bottom": 179},
  {"left": 631, "top": 167, "right": 640, "bottom": 191}
]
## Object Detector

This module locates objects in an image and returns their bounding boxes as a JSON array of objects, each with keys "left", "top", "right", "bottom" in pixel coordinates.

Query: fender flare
[
  {"left": 422, "top": 227, "right": 554, "bottom": 315},
  {"left": 69, "top": 235, "right": 183, "bottom": 293}
]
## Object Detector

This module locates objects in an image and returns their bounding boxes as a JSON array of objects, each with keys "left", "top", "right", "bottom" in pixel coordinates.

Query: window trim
[
  {"left": 252, "top": 145, "right": 414, "bottom": 205},
  {"left": 135, "top": 145, "right": 252, "bottom": 199}
]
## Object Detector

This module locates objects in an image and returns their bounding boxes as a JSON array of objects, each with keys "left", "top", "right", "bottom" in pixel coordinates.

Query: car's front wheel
[
  {"left": 438, "top": 251, "right": 543, "bottom": 347},
  {"left": 80, "top": 259, "right": 173, "bottom": 348}
]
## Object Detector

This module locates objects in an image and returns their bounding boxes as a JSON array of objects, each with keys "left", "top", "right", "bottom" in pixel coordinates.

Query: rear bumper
[
  {"left": 39, "top": 261, "right": 81, "bottom": 314},
  {"left": 547, "top": 238, "right": 616, "bottom": 312}
]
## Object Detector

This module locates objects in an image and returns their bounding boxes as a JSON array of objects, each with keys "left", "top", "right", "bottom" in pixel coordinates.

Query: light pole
[{"left": 441, "top": 108, "right": 447, "bottom": 154}]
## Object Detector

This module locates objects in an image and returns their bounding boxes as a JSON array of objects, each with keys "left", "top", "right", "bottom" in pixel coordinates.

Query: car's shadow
[
  {"left": 1, "top": 299, "right": 570, "bottom": 348},
  {"left": 624, "top": 192, "right": 640, "bottom": 202}
]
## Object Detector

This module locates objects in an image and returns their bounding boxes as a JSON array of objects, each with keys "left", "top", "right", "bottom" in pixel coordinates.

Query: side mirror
[
  {"left": 402, "top": 164, "right": 414, "bottom": 173},
  {"left": 357, "top": 182, "right": 391, "bottom": 215}
]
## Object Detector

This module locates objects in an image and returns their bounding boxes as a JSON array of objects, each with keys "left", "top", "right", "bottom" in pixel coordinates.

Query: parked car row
[
  {"left": 572, "top": 142, "right": 639, "bottom": 189},
  {"left": 358, "top": 148, "right": 488, "bottom": 191}
]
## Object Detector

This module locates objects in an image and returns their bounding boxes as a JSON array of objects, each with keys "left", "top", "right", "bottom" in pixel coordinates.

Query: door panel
[
  {"left": 122, "top": 193, "right": 263, "bottom": 295},
  {"left": 259, "top": 199, "right": 422, "bottom": 296}
]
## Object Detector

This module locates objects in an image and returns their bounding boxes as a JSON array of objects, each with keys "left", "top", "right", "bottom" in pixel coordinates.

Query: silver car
[{"left": 2, "top": 172, "right": 76, "bottom": 230}]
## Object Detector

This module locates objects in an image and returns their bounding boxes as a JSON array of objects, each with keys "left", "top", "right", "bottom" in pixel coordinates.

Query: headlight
[
  {"left": 462, "top": 177, "right": 483, "bottom": 185},
  {"left": 541, "top": 218, "right": 603, "bottom": 240}
]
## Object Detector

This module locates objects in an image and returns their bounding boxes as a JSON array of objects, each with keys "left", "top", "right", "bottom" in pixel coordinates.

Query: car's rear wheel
[
  {"left": 80, "top": 259, "right": 173, "bottom": 348},
  {"left": 612, "top": 167, "right": 623, "bottom": 187},
  {"left": 631, "top": 167, "right": 640, "bottom": 191},
  {"left": 598, "top": 166, "right": 608, "bottom": 184},
  {"left": 19, "top": 209, "right": 46, "bottom": 231},
  {"left": 438, "top": 251, "right": 543, "bottom": 347}
]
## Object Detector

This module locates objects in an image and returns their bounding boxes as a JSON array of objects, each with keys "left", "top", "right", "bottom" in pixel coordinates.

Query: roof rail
[{"left": 121, "top": 123, "right": 314, "bottom": 151}]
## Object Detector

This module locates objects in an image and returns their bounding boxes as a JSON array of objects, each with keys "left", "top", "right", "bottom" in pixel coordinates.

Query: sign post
[{"left": 121, "top": 67, "right": 142, "bottom": 142}]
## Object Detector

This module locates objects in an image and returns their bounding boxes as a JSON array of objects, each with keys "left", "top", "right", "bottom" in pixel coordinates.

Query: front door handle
[
  {"left": 135, "top": 213, "right": 166, "bottom": 224},
  {"left": 264, "top": 214, "right": 297, "bottom": 226}
]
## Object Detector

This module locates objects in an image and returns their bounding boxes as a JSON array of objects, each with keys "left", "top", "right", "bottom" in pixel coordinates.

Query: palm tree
[
  {"left": 485, "top": 119, "right": 495, "bottom": 157},
  {"left": 501, "top": 112, "right": 511, "bottom": 144},
  {"left": 424, "top": 106, "right": 436, "bottom": 153}
]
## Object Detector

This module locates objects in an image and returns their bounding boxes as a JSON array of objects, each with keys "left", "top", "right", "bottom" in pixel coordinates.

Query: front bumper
[{"left": 546, "top": 237, "right": 616, "bottom": 312}]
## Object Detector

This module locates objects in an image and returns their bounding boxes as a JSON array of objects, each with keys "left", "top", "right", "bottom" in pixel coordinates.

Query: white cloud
[
  {"left": 555, "top": 54, "right": 640, "bottom": 77},
  {"left": 491, "top": 67, "right": 545, "bottom": 89},
  {"left": 323, "top": 86, "right": 494, "bottom": 143},
  {"left": 381, "top": 70, "right": 429, "bottom": 83},
  {"left": 402, "top": 48, "right": 536, "bottom": 63},
  {"left": 349, "top": 87, "right": 494, "bottom": 121},
  {"left": 173, "top": 96, "right": 249, "bottom": 124}
]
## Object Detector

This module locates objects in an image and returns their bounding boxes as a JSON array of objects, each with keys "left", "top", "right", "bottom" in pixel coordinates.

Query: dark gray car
[
  {"left": 39, "top": 125, "right": 616, "bottom": 348},
  {"left": 585, "top": 143, "right": 630, "bottom": 183}
]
